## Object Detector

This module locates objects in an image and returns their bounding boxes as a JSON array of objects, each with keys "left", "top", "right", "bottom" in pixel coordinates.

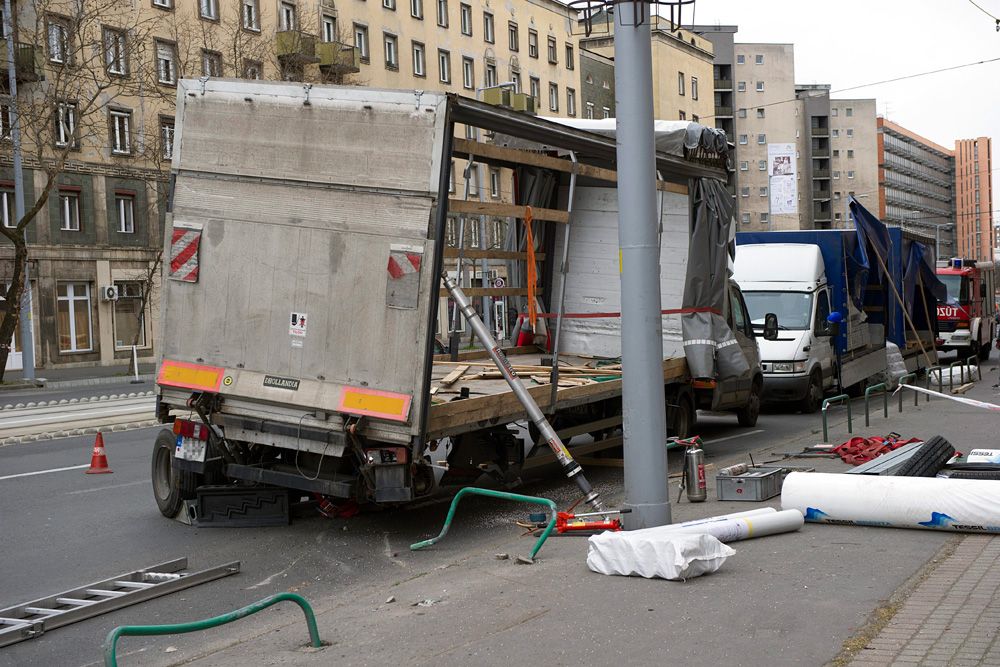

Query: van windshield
[{"left": 743, "top": 291, "right": 813, "bottom": 330}]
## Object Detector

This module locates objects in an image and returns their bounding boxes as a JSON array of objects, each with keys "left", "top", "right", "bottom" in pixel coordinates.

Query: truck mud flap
[
  {"left": 195, "top": 486, "right": 290, "bottom": 527},
  {"left": 224, "top": 463, "right": 355, "bottom": 498}
]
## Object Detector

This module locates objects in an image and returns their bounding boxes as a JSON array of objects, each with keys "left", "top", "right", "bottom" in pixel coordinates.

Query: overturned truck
[{"left": 152, "top": 80, "right": 761, "bottom": 517}]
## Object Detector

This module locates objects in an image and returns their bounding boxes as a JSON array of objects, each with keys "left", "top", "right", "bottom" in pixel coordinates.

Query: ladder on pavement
[{"left": 0, "top": 558, "right": 239, "bottom": 648}]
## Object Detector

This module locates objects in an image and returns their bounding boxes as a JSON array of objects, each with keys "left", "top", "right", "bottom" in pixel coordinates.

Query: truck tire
[
  {"left": 152, "top": 428, "right": 199, "bottom": 518},
  {"left": 799, "top": 370, "right": 823, "bottom": 414},
  {"left": 946, "top": 468, "right": 1000, "bottom": 480},
  {"left": 736, "top": 378, "right": 762, "bottom": 427},
  {"left": 979, "top": 338, "right": 992, "bottom": 361},
  {"left": 669, "top": 393, "right": 696, "bottom": 439},
  {"left": 894, "top": 435, "right": 955, "bottom": 478}
]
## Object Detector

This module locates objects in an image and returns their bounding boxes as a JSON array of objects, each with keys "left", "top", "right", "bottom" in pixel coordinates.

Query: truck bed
[{"left": 425, "top": 350, "right": 688, "bottom": 438}]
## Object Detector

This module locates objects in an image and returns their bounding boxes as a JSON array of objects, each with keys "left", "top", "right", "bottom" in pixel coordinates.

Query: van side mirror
[{"left": 763, "top": 313, "right": 779, "bottom": 341}]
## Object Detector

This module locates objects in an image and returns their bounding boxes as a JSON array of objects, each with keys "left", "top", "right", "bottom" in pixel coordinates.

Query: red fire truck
[{"left": 936, "top": 258, "right": 997, "bottom": 359}]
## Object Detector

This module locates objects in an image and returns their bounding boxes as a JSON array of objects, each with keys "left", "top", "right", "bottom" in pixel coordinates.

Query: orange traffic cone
[{"left": 86, "top": 432, "right": 113, "bottom": 474}]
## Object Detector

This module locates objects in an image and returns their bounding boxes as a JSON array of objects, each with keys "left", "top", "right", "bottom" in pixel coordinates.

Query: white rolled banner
[
  {"left": 629, "top": 507, "right": 777, "bottom": 537},
  {"left": 782, "top": 472, "right": 1000, "bottom": 534},
  {"left": 657, "top": 509, "right": 804, "bottom": 542}
]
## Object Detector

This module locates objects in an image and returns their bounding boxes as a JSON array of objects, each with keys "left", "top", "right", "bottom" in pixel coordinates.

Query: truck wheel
[
  {"left": 979, "top": 339, "right": 992, "bottom": 361},
  {"left": 152, "top": 429, "right": 199, "bottom": 518},
  {"left": 894, "top": 435, "right": 955, "bottom": 478},
  {"left": 736, "top": 379, "right": 762, "bottom": 427},
  {"left": 669, "top": 394, "right": 696, "bottom": 439},
  {"left": 799, "top": 370, "right": 823, "bottom": 414}
]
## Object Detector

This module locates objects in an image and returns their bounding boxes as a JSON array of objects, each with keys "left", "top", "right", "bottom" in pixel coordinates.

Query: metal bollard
[
  {"left": 948, "top": 360, "right": 965, "bottom": 391},
  {"left": 898, "top": 373, "right": 917, "bottom": 412},
  {"left": 821, "top": 394, "right": 852, "bottom": 443},
  {"left": 966, "top": 356, "right": 982, "bottom": 382},
  {"left": 864, "top": 383, "right": 888, "bottom": 428}
]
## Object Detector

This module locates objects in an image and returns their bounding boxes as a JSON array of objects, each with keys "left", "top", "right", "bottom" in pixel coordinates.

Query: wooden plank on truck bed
[
  {"left": 438, "top": 286, "right": 543, "bottom": 297},
  {"left": 448, "top": 199, "right": 570, "bottom": 224},
  {"left": 433, "top": 345, "right": 539, "bottom": 362},
  {"left": 438, "top": 365, "right": 470, "bottom": 387}
]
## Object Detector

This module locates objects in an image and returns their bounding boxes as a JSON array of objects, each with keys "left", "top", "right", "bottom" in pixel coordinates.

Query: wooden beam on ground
[{"left": 448, "top": 199, "right": 569, "bottom": 224}]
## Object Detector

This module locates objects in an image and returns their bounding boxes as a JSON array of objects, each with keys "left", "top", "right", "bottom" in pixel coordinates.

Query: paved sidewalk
[
  {"left": 0, "top": 362, "right": 155, "bottom": 391},
  {"left": 849, "top": 536, "right": 1000, "bottom": 666}
]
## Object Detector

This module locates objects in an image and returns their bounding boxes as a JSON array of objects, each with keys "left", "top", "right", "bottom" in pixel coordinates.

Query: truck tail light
[{"left": 173, "top": 418, "right": 209, "bottom": 441}]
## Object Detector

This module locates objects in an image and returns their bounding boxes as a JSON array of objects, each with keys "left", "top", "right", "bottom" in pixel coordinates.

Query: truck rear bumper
[{"left": 761, "top": 373, "right": 810, "bottom": 402}]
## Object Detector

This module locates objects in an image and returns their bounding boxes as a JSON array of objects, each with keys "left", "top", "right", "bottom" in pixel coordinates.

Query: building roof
[{"left": 878, "top": 117, "right": 954, "bottom": 157}]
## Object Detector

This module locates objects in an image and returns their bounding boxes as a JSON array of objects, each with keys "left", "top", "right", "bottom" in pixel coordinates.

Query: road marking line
[
  {"left": 0, "top": 464, "right": 90, "bottom": 480},
  {"left": 64, "top": 480, "right": 147, "bottom": 495},
  {"left": 704, "top": 429, "right": 765, "bottom": 445}
]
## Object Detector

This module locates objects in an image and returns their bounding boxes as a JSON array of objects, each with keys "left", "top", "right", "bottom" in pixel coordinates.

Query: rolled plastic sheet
[
  {"left": 628, "top": 507, "right": 777, "bottom": 538},
  {"left": 781, "top": 472, "right": 1000, "bottom": 534},
  {"left": 652, "top": 509, "right": 803, "bottom": 543},
  {"left": 587, "top": 532, "right": 735, "bottom": 580}
]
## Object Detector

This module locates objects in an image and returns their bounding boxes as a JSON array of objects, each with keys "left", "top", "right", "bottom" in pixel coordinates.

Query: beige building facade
[{"left": 829, "top": 98, "right": 878, "bottom": 228}]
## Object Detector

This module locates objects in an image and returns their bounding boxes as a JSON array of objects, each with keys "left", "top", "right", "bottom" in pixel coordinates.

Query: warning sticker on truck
[
  {"left": 386, "top": 244, "right": 424, "bottom": 310},
  {"left": 290, "top": 312, "right": 308, "bottom": 337},
  {"left": 169, "top": 221, "right": 203, "bottom": 283}
]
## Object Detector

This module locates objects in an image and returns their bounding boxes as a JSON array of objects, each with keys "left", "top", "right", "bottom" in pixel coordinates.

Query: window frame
[
  {"left": 109, "top": 108, "right": 132, "bottom": 156},
  {"left": 527, "top": 29, "right": 538, "bottom": 58},
  {"left": 483, "top": 12, "right": 494, "bottom": 43},
  {"left": 112, "top": 281, "right": 148, "bottom": 349},
  {"left": 102, "top": 27, "right": 128, "bottom": 77},
  {"left": 755, "top": 80, "right": 765, "bottom": 91},
  {"left": 460, "top": 3, "right": 472, "bottom": 36},
  {"left": 154, "top": 39, "right": 178, "bottom": 86},
  {"left": 410, "top": 0, "right": 423, "bottom": 19},
  {"left": 56, "top": 282, "right": 94, "bottom": 353},
  {"left": 508, "top": 22, "right": 518, "bottom": 51},
  {"left": 58, "top": 189, "right": 80, "bottom": 231},
  {"left": 438, "top": 49, "right": 451, "bottom": 83},
  {"left": 0, "top": 189, "right": 13, "bottom": 228},
  {"left": 198, "top": 0, "right": 219, "bottom": 21},
  {"left": 354, "top": 24, "right": 370, "bottom": 62},
  {"left": 115, "top": 192, "right": 135, "bottom": 234},
  {"left": 243, "top": 58, "right": 262, "bottom": 79},
  {"left": 279, "top": 1, "right": 297, "bottom": 30},
  {"left": 242, "top": 0, "right": 260, "bottom": 31},
  {"left": 547, "top": 35, "right": 557, "bottom": 63},
  {"left": 565, "top": 43, "right": 574, "bottom": 70},
  {"left": 383, "top": 32, "right": 398, "bottom": 70},
  {"left": 548, "top": 82, "right": 558, "bottom": 112},
  {"left": 201, "top": 49, "right": 223, "bottom": 77},
  {"left": 690, "top": 76, "right": 698, "bottom": 100},
  {"left": 436, "top": 0, "right": 448, "bottom": 27},
  {"left": 412, "top": 41, "right": 426, "bottom": 77},
  {"left": 566, "top": 87, "right": 576, "bottom": 117},
  {"left": 55, "top": 101, "right": 78, "bottom": 149},
  {"left": 461, "top": 56, "right": 474, "bottom": 89},
  {"left": 159, "top": 116, "right": 175, "bottom": 160},
  {"left": 47, "top": 15, "right": 71, "bottom": 65}
]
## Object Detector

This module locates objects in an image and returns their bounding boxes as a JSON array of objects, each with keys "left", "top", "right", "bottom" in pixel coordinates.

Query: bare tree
[{"left": 0, "top": 0, "right": 161, "bottom": 378}]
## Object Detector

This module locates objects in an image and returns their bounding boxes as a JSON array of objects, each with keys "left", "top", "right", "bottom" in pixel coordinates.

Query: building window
[
  {"left": 760, "top": 212, "right": 769, "bottom": 223},
  {"left": 755, "top": 54, "right": 764, "bottom": 65},
  {"left": 691, "top": 76, "right": 699, "bottom": 100},
  {"left": 490, "top": 169, "right": 500, "bottom": 198},
  {"left": 585, "top": 101, "right": 594, "bottom": 119},
  {"left": 548, "top": 82, "right": 558, "bottom": 112},
  {"left": 160, "top": 117, "right": 175, "bottom": 159},
  {"left": 846, "top": 107, "right": 853, "bottom": 117},
  {"left": 115, "top": 193, "right": 135, "bottom": 233},
  {"left": 755, "top": 81, "right": 764, "bottom": 92},
  {"left": 511, "top": 70, "right": 521, "bottom": 92},
  {"left": 321, "top": 15, "right": 336, "bottom": 41},
  {"left": 738, "top": 108, "right": 747, "bottom": 118},
  {"left": 384, "top": 33, "right": 398, "bottom": 69},
  {"left": 740, "top": 187, "right": 749, "bottom": 198},
  {"left": 756, "top": 107, "right": 764, "bottom": 118},
  {"left": 758, "top": 160, "right": 766, "bottom": 171},
  {"left": 202, "top": 50, "right": 222, "bottom": 77},
  {"left": 831, "top": 108, "right": 838, "bottom": 117},
  {"left": 155, "top": 40, "right": 177, "bottom": 85},
  {"left": 437, "top": 0, "right": 448, "bottom": 27},
  {"left": 462, "top": 56, "right": 474, "bottom": 89},
  {"left": 448, "top": 161, "right": 455, "bottom": 193},
  {"left": 740, "top": 212, "right": 750, "bottom": 225},
  {"left": 528, "top": 29, "right": 538, "bottom": 58},
  {"left": 566, "top": 88, "right": 576, "bottom": 116},
  {"left": 354, "top": 24, "right": 369, "bottom": 61},
  {"left": 47, "top": 16, "right": 70, "bottom": 64},
  {"left": 0, "top": 105, "right": 9, "bottom": 139},
  {"left": 529, "top": 76, "right": 540, "bottom": 103},
  {"left": 483, "top": 12, "right": 494, "bottom": 43},
  {"left": 103, "top": 28, "right": 127, "bottom": 76},
  {"left": 677, "top": 72, "right": 685, "bottom": 95},
  {"left": 602, "top": 106, "right": 611, "bottom": 119},
  {"left": 1, "top": 189, "right": 13, "bottom": 228},
  {"left": 460, "top": 4, "right": 472, "bottom": 35},
  {"left": 736, "top": 54, "right": 745, "bottom": 65},
  {"left": 834, "top": 191, "right": 841, "bottom": 200},
  {"left": 411, "top": 0, "right": 423, "bottom": 19},
  {"left": 757, "top": 133, "right": 766, "bottom": 144},
  {"left": 759, "top": 186, "right": 768, "bottom": 197},
  {"left": 833, "top": 149, "right": 839, "bottom": 157},
  {"left": 243, "top": 0, "right": 260, "bottom": 30},
  {"left": 508, "top": 22, "right": 518, "bottom": 51},
  {"left": 566, "top": 44, "right": 574, "bottom": 70},
  {"left": 738, "top": 134, "right": 748, "bottom": 145},
  {"left": 243, "top": 59, "right": 262, "bottom": 79},
  {"left": 739, "top": 161, "right": 748, "bottom": 171},
  {"left": 678, "top": 111, "right": 686, "bottom": 121},
  {"left": 737, "top": 81, "right": 746, "bottom": 92},
  {"left": 412, "top": 42, "right": 426, "bottom": 77},
  {"left": 55, "top": 101, "right": 77, "bottom": 148},
  {"left": 152, "top": 0, "right": 173, "bottom": 8},
  {"left": 547, "top": 36, "right": 557, "bottom": 63},
  {"left": 199, "top": 0, "right": 219, "bottom": 20},
  {"left": 279, "top": 1, "right": 296, "bottom": 30},
  {"left": 57, "top": 283, "right": 93, "bottom": 353},
  {"left": 59, "top": 190, "right": 80, "bottom": 231},
  {"left": 114, "top": 282, "right": 146, "bottom": 348},
  {"left": 438, "top": 49, "right": 451, "bottom": 83},
  {"left": 847, "top": 149, "right": 854, "bottom": 158},
  {"left": 109, "top": 109, "right": 132, "bottom": 155},
  {"left": 833, "top": 170, "right": 840, "bottom": 179},
  {"left": 847, "top": 170, "right": 855, "bottom": 179},
  {"left": 485, "top": 61, "right": 497, "bottom": 86},
  {"left": 846, "top": 129, "right": 853, "bottom": 137}
]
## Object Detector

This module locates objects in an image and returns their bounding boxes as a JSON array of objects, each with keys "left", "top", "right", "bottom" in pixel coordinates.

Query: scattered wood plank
[
  {"left": 438, "top": 364, "right": 470, "bottom": 387},
  {"left": 952, "top": 382, "right": 975, "bottom": 394},
  {"left": 448, "top": 199, "right": 570, "bottom": 224}
]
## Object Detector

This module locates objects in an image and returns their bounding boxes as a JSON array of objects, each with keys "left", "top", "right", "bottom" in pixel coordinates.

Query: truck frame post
[{"left": 614, "top": 1, "right": 671, "bottom": 529}]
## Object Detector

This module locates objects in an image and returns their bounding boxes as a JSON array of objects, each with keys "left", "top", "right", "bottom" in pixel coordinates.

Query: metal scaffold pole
[{"left": 613, "top": 0, "right": 670, "bottom": 529}]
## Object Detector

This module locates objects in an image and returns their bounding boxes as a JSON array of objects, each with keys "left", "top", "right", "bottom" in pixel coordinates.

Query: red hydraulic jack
[{"left": 555, "top": 508, "right": 631, "bottom": 534}]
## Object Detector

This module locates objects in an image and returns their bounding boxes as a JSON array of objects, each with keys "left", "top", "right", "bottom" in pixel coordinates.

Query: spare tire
[
  {"left": 895, "top": 435, "right": 955, "bottom": 477},
  {"left": 945, "top": 469, "right": 1000, "bottom": 481}
]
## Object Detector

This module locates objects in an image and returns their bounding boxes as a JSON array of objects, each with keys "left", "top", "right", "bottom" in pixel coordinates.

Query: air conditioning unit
[
  {"left": 508, "top": 93, "right": 537, "bottom": 115},
  {"left": 101, "top": 285, "right": 119, "bottom": 302}
]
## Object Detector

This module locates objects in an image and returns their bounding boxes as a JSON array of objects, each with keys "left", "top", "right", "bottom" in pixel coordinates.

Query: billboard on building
[{"left": 767, "top": 143, "right": 797, "bottom": 216}]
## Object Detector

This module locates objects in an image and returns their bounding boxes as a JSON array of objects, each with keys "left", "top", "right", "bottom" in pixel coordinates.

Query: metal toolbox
[{"left": 716, "top": 467, "right": 783, "bottom": 501}]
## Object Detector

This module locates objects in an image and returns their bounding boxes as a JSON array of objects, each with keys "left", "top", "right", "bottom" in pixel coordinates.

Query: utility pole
[
  {"left": 614, "top": 0, "right": 670, "bottom": 529},
  {"left": 4, "top": 0, "right": 35, "bottom": 379}
]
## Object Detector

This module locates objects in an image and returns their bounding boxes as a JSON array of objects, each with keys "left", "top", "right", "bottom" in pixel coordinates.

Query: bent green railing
[
  {"left": 821, "top": 394, "right": 851, "bottom": 443},
  {"left": 864, "top": 383, "right": 888, "bottom": 427},
  {"left": 103, "top": 592, "right": 322, "bottom": 667},
  {"left": 411, "top": 487, "right": 558, "bottom": 560}
]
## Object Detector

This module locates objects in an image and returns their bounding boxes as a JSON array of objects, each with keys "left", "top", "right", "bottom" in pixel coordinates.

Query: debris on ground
[
  {"left": 831, "top": 433, "right": 921, "bottom": 466},
  {"left": 385, "top": 596, "right": 396, "bottom": 604}
]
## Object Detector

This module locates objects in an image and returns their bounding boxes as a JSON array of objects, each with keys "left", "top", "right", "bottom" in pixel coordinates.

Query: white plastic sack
[{"left": 587, "top": 531, "right": 735, "bottom": 580}]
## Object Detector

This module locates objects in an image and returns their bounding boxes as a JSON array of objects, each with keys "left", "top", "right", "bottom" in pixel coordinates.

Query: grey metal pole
[
  {"left": 613, "top": 1, "right": 670, "bottom": 529},
  {"left": 548, "top": 152, "right": 578, "bottom": 407},
  {"left": 4, "top": 0, "right": 35, "bottom": 379}
]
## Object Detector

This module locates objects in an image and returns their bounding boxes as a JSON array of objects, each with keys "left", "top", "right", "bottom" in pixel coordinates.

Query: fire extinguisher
[{"left": 677, "top": 436, "right": 707, "bottom": 503}]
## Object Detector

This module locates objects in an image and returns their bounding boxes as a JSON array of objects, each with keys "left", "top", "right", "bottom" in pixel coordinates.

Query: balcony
[
  {"left": 812, "top": 148, "right": 830, "bottom": 158},
  {"left": 813, "top": 169, "right": 830, "bottom": 179},
  {"left": 317, "top": 40, "right": 360, "bottom": 75},
  {"left": 276, "top": 30, "right": 319, "bottom": 64},
  {"left": 714, "top": 105, "right": 733, "bottom": 117},
  {"left": 0, "top": 40, "right": 43, "bottom": 85},
  {"left": 811, "top": 126, "right": 829, "bottom": 137},
  {"left": 813, "top": 204, "right": 832, "bottom": 220},
  {"left": 714, "top": 78, "right": 732, "bottom": 91}
]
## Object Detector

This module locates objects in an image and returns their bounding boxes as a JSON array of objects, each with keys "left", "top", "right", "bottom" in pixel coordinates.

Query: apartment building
[
  {"left": 0, "top": 0, "right": 580, "bottom": 372},
  {"left": 877, "top": 118, "right": 956, "bottom": 256},
  {"left": 580, "top": 19, "right": 715, "bottom": 124},
  {"left": 580, "top": 48, "right": 614, "bottom": 120},
  {"left": 829, "top": 98, "right": 878, "bottom": 228},
  {"left": 954, "top": 137, "right": 993, "bottom": 261}
]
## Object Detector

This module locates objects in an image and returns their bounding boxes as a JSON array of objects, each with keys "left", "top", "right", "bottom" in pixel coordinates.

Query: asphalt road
[{"left": 0, "top": 380, "right": 156, "bottom": 407}]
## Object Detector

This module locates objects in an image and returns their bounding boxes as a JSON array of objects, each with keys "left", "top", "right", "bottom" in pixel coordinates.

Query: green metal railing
[
  {"left": 103, "top": 592, "right": 322, "bottom": 667},
  {"left": 821, "top": 394, "right": 851, "bottom": 442},
  {"left": 411, "top": 487, "right": 557, "bottom": 560},
  {"left": 897, "top": 373, "right": 917, "bottom": 412},
  {"left": 967, "top": 355, "right": 982, "bottom": 382},
  {"left": 948, "top": 360, "right": 966, "bottom": 391},
  {"left": 863, "top": 383, "right": 888, "bottom": 427}
]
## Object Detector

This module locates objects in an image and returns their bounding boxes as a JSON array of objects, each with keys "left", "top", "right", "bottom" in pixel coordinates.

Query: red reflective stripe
[
  {"left": 406, "top": 252, "right": 422, "bottom": 271},
  {"left": 171, "top": 239, "right": 199, "bottom": 273},
  {"left": 386, "top": 256, "right": 405, "bottom": 279}
]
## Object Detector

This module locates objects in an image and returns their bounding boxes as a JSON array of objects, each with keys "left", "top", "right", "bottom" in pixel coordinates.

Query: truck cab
[
  {"left": 936, "top": 258, "right": 996, "bottom": 360},
  {"left": 733, "top": 244, "right": 836, "bottom": 413}
]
